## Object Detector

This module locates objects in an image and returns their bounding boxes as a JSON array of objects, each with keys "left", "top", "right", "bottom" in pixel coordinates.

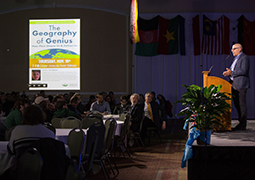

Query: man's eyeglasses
[{"left": 232, "top": 47, "right": 239, "bottom": 50}]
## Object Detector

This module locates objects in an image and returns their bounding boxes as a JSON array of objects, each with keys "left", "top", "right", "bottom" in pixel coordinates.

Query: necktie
[{"left": 147, "top": 103, "right": 154, "bottom": 122}]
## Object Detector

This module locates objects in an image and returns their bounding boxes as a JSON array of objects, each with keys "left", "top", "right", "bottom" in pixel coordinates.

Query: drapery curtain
[{"left": 133, "top": 12, "right": 255, "bottom": 119}]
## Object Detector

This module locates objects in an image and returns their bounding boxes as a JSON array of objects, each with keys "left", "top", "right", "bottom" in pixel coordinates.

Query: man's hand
[
  {"left": 223, "top": 68, "right": 232, "bottom": 77},
  {"left": 162, "top": 121, "right": 166, "bottom": 130}
]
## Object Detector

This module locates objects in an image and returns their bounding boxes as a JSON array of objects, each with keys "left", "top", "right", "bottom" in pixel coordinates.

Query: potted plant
[{"left": 175, "top": 84, "right": 231, "bottom": 144}]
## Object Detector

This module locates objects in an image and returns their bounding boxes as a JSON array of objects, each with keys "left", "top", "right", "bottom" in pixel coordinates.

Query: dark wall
[{"left": 0, "top": 8, "right": 131, "bottom": 95}]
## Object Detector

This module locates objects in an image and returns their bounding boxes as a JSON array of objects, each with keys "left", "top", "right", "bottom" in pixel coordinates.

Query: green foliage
[{"left": 175, "top": 84, "right": 231, "bottom": 130}]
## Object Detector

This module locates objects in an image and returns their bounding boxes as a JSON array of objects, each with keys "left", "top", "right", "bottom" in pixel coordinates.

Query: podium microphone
[{"left": 208, "top": 55, "right": 230, "bottom": 76}]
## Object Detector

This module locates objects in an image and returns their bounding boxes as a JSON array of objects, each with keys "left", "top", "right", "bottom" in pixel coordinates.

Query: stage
[{"left": 188, "top": 120, "right": 255, "bottom": 180}]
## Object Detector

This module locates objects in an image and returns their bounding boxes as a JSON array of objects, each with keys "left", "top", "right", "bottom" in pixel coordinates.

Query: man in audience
[
  {"left": 85, "top": 95, "right": 96, "bottom": 110},
  {"left": 113, "top": 95, "right": 130, "bottom": 114},
  {"left": 68, "top": 96, "right": 86, "bottom": 118},
  {"left": 4, "top": 98, "right": 30, "bottom": 129},
  {"left": 140, "top": 92, "right": 166, "bottom": 139},
  {"left": 90, "top": 92, "right": 111, "bottom": 115},
  {"left": 52, "top": 100, "right": 81, "bottom": 120},
  {"left": 129, "top": 93, "right": 144, "bottom": 133}
]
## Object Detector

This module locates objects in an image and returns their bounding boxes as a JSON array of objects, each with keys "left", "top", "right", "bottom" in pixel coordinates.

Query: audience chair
[
  {"left": 128, "top": 113, "right": 145, "bottom": 147},
  {"left": 115, "top": 113, "right": 131, "bottom": 158},
  {"left": 67, "top": 128, "right": 85, "bottom": 171},
  {"left": 43, "top": 122, "right": 56, "bottom": 134},
  {"left": 81, "top": 116, "right": 103, "bottom": 129},
  {"left": 82, "top": 130, "right": 99, "bottom": 180},
  {"left": 119, "top": 112, "right": 128, "bottom": 121},
  {"left": 104, "top": 118, "right": 119, "bottom": 176},
  {"left": 51, "top": 117, "right": 65, "bottom": 128},
  {"left": 60, "top": 116, "right": 82, "bottom": 129},
  {"left": 17, "top": 147, "right": 43, "bottom": 180},
  {"left": 82, "top": 122, "right": 107, "bottom": 180},
  {"left": 86, "top": 111, "right": 104, "bottom": 119},
  {"left": 147, "top": 126, "right": 162, "bottom": 145}
]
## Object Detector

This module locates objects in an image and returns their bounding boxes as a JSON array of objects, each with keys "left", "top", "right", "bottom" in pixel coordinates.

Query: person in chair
[{"left": 140, "top": 92, "right": 166, "bottom": 140}]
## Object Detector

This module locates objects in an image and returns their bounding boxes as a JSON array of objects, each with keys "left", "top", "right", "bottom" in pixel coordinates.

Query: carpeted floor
[{"left": 87, "top": 118, "right": 188, "bottom": 180}]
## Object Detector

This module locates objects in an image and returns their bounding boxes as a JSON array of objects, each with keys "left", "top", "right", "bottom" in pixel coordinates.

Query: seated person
[
  {"left": 5, "top": 98, "right": 30, "bottom": 129},
  {"left": 113, "top": 95, "right": 130, "bottom": 114},
  {"left": 52, "top": 100, "right": 81, "bottom": 120},
  {"left": 129, "top": 93, "right": 144, "bottom": 133},
  {"left": 8, "top": 105, "right": 55, "bottom": 154},
  {"left": 67, "top": 96, "right": 86, "bottom": 118},
  {"left": 85, "top": 95, "right": 96, "bottom": 110},
  {"left": 140, "top": 92, "right": 166, "bottom": 139},
  {"left": 90, "top": 93, "right": 111, "bottom": 115},
  {"left": 105, "top": 95, "right": 115, "bottom": 114}
]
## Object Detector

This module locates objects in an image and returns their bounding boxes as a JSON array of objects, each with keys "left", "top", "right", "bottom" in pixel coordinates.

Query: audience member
[
  {"left": 85, "top": 95, "right": 96, "bottom": 110},
  {"left": 90, "top": 93, "right": 111, "bottom": 115},
  {"left": 129, "top": 93, "right": 144, "bottom": 133},
  {"left": 150, "top": 91, "right": 157, "bottom": 102},
  {"left": 157, "top": 94, "right": 173, "bottom": 118},
  {"left": 63, "top": 93, "right": 70, "bottom": 103},
  {"left": 8, "top": 105, "right": 55, "bottom": 154},
  {"left": 3, "top": 93, "right": 15, "bottom": 117},
  {"left": 4, "top": 98, "right": 30, "bottom": 129},
  {"left": 53, "top": 95, "right": 63, "bottom": 107},
  {"left": 70, "top": 93, "right": 87, "bottom": 116},
  {"left": 139, "top": 94, "right": 145, "bottom": 104},
  {"left": 140, "top": 92, "right": 166, "bottom": 140},
  {"left": 34, "top": 96, "right": 55, "bottom": 123},
  {"left": 108, "top": 91, "right": 117, "bottom": 105},
  {"left": 113, "top": 95, "right": 130, "bottom": 114},
  {"left": 52, "top": 100, "right": 81, "bottom": 120},
  {"left": 105, "top": 95, "right": 115, "bottom": 114},
  {"left": 68, "top": 96, "right": 85, "bottom": 118}
]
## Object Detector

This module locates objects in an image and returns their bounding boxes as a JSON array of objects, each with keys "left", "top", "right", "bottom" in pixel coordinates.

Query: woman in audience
[
  {"left": 157, "top": 94, "right": 173, "bottom": 118},
  {"left": 4, "top": 98, "right": 30, "bottom": 129},
  {"left": 8, "top": 105, "right": 55, "bottom": 154}
]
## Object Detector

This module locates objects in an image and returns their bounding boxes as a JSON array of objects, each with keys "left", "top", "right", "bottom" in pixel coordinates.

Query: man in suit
[
  {"left": 140, "top": 92, "right": 166, "bottom": 139},
  {"left": 129, "top": 93, "right": 144, "bottom": 133},
  {"left": 223, "top": 43, "right": 250, "bottom": 130}
]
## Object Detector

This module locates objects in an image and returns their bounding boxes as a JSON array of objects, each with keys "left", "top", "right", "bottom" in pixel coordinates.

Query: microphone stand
[{"left": 208, "top": 55, "right": 230, "bottom": 76}]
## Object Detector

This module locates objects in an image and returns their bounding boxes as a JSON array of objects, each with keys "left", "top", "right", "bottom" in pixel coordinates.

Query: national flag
[
  {"left": 157, "top": 15, "right": 186, "bottom": 55},
  {"left": 130, "top": 0, "right": 140, "bottom": 44},
  {"left": 192, "top": 15, "right": 201, "bottom": 55},
  {"left": 135, "top": 16, "right": 159, "bottom": 56},
  {"left": 202, "top": 15, "right": 230, "bottom": 55},
  {"left": 238, "top": 15, "right": 255, "bottom": 55}
]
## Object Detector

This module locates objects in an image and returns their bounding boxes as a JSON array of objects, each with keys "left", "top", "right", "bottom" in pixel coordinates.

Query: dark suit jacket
[
  {"left": 231, "top": 53, "right": 250, "bottom": 90},
  {"left": 130, "top": 103, "right": 144, "bottom": 132},
  {"left": 142, "top": 101, "right": 166, "bottom": 130}
]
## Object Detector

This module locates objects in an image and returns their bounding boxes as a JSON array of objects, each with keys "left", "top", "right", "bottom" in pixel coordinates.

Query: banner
[{"left": 29, "top": 19, "right": 80, "bottom": 90}]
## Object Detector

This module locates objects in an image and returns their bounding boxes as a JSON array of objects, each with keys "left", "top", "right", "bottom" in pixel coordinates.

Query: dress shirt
[
  {"left": 230, "top": 52, "right": 242, "bottom": 80},
  {"left": 90, "top": 101, "right": 111, "bottom": 114},
  {"left": 144, "top": 102, "right": 153, "bottom": 120}
]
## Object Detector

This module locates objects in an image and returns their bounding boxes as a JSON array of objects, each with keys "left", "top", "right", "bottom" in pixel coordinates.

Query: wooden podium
[{"left": 203, "top": 71, "right": 232, "bottom": 131}]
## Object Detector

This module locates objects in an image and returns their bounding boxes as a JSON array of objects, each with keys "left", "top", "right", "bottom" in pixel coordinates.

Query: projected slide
[{"left": 29, "top": 19, "right": 80, "bottom": 90}]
